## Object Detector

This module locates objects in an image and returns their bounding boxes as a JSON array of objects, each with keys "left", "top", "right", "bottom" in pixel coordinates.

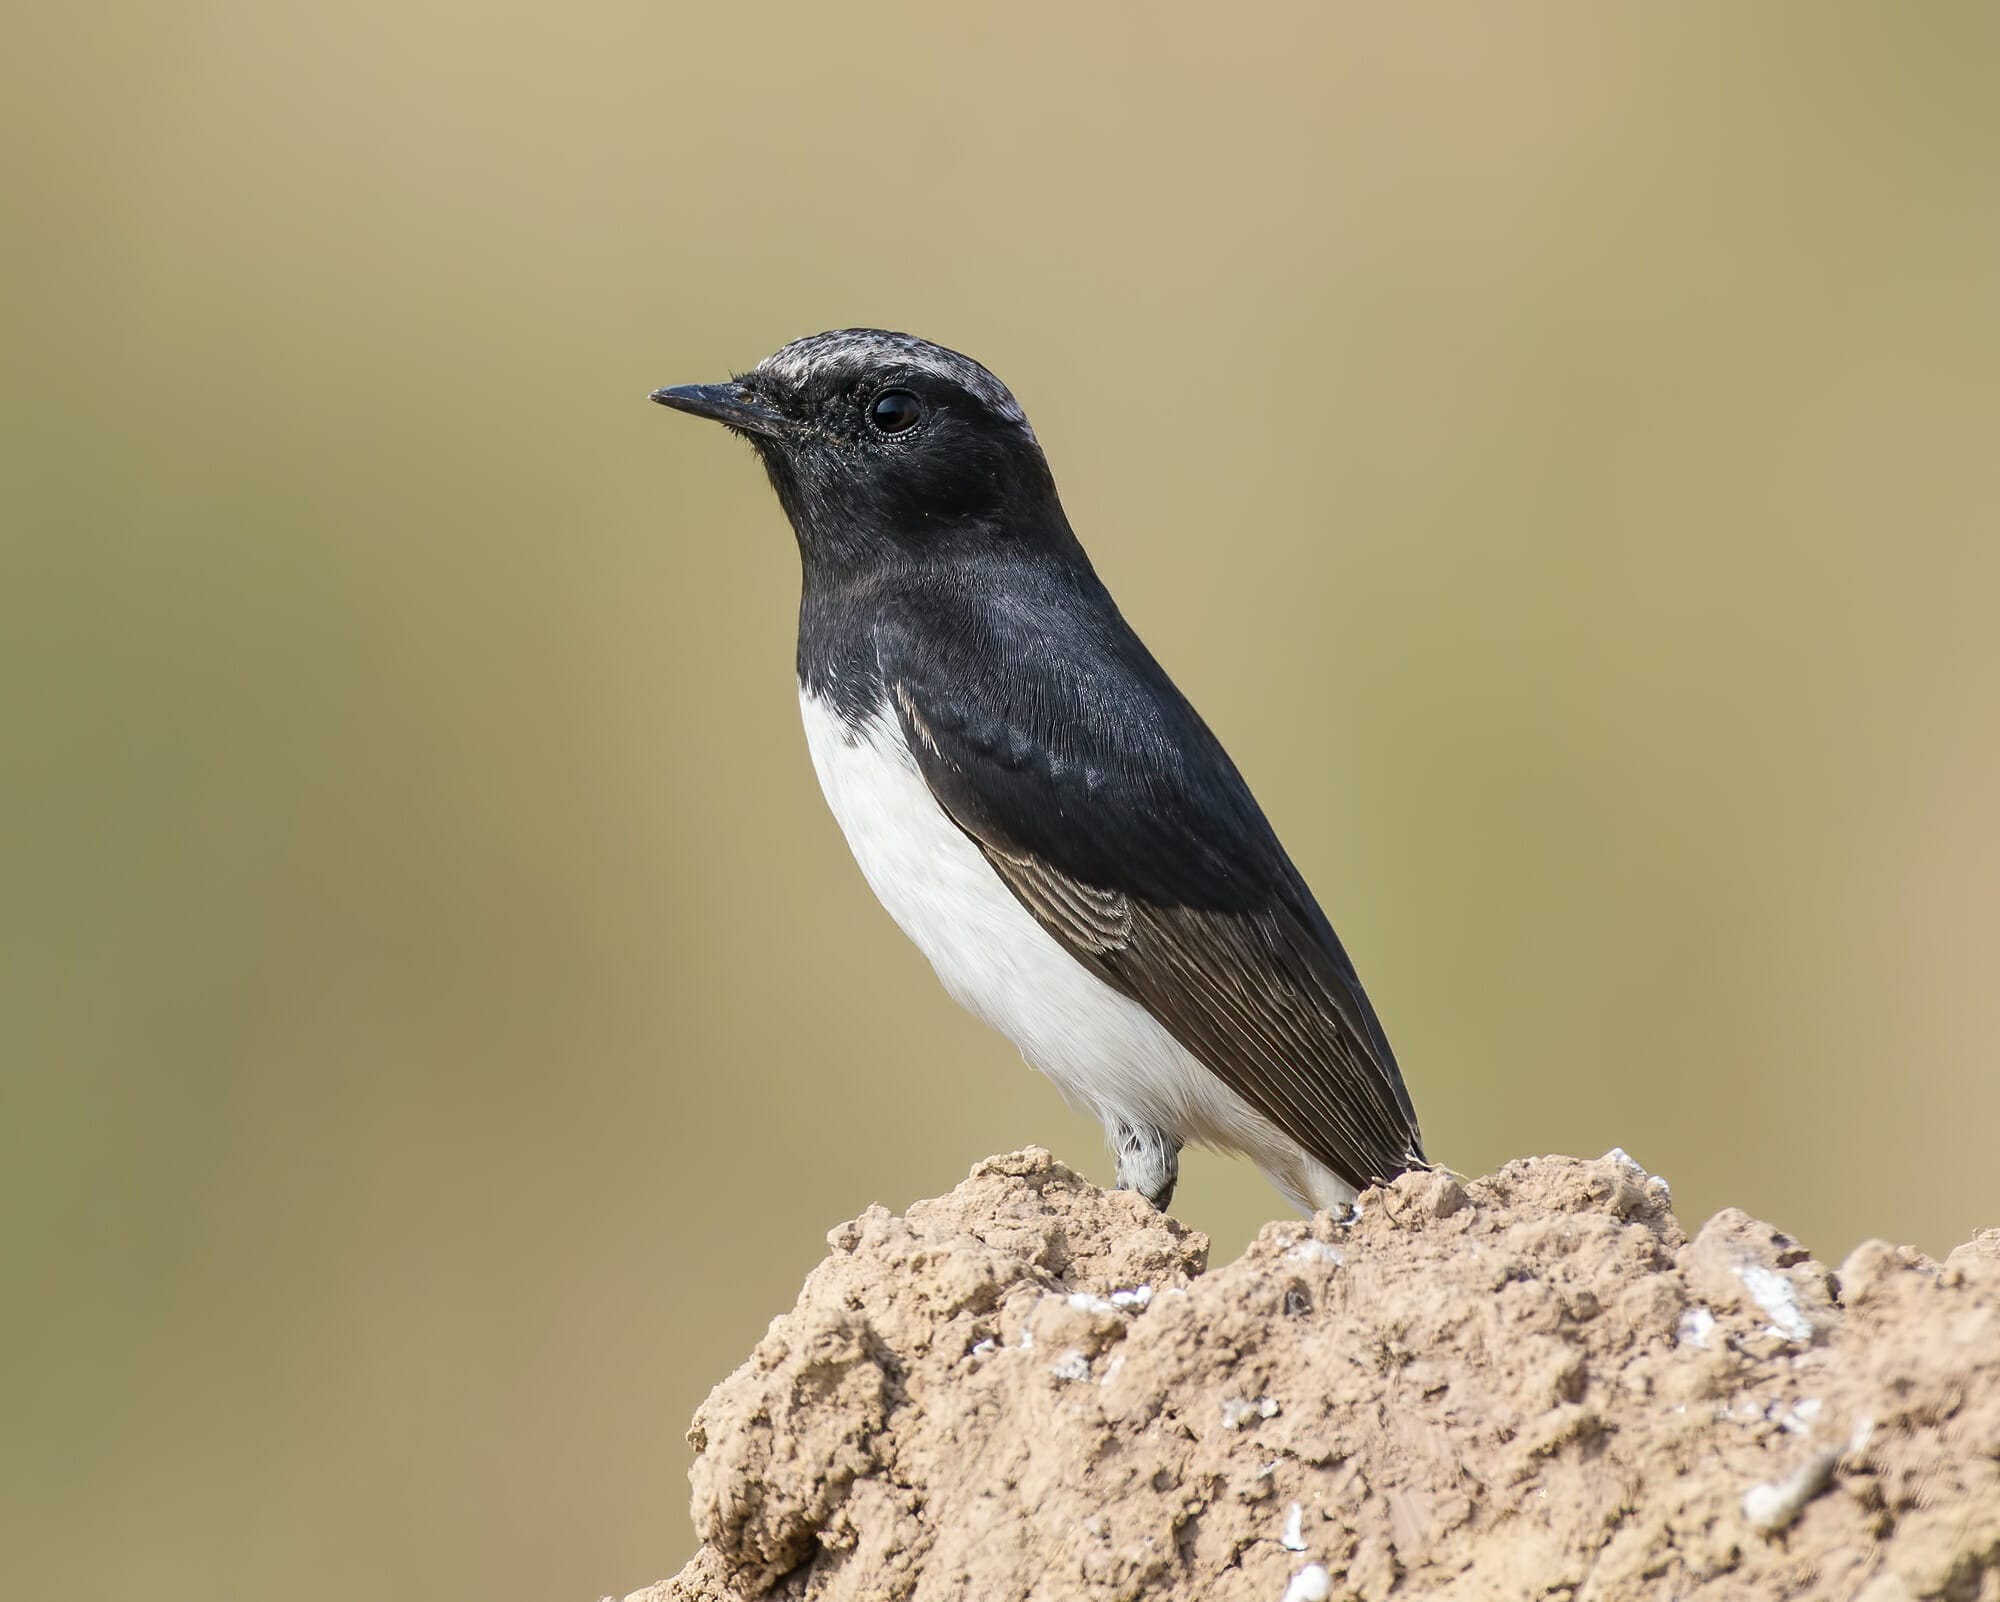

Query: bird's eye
[{"left": 869, "top": 389, "right": 923, "bottom": 435}]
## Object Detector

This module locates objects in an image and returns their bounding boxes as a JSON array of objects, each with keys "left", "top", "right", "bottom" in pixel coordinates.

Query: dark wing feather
[{"left": 879, "top": 578, "right": 1423, "bottom": 1192}]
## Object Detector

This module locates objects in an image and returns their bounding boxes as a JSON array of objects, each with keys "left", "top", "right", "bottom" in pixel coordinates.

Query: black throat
[{"left": 773, "top": 442, "right": 1105, "bottom": 727}]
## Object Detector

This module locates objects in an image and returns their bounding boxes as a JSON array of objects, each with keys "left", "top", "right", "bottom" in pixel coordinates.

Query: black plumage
[{"left": 652, "top": 329, "right": 1424, "bottom": 1204}]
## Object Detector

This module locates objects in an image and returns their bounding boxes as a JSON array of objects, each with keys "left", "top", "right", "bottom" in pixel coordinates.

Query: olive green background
[{"left": 5, "top": 5, "right": 1996, "bottom": 1600}]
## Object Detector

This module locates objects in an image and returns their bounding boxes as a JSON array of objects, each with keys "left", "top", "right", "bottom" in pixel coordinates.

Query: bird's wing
[{"left": 879, "top": 594, "right": 1423, "bottom": 1193}]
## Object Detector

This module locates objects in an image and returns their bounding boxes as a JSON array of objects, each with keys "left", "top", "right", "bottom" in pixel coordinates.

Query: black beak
[{"left": 649, "top": 381, "right": 791, "bottom": 441}]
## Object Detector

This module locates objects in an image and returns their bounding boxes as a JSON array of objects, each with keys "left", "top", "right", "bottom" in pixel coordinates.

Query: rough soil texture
[{"left": 630, "top": 1149, "right": 2000, "bottom": 1602}]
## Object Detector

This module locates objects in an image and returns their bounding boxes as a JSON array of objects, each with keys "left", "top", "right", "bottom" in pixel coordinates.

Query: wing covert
[{"left": 888, "top": 660, "right": 1423, "bottom": 1192}]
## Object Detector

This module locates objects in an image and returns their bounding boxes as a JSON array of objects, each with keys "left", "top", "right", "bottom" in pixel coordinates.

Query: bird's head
[{"left": 651, "top": 329, "right": 1078, "bottom": 575}]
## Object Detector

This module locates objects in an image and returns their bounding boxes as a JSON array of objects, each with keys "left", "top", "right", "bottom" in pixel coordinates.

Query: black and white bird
[{"left": 651, "top": 330, "right": 1422, "bottom": 1213}]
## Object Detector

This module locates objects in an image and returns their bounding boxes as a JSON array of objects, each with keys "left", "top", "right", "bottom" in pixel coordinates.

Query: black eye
[{"left": 869, "top": 389, "right": 923, "bottom": 434}]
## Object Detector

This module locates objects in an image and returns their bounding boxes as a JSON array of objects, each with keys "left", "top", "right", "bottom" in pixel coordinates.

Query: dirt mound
[{"left": 630, "top": 1149, "right": 2000, "bottom": 1602}]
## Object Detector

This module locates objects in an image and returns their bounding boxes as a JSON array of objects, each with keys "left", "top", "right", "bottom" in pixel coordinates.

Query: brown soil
[{"left": 627, "top": 1149, "right": 2000, "bottom": 1602}]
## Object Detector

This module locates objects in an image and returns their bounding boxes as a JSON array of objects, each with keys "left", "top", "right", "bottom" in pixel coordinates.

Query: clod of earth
[{"left": 624, "top": 1148, "right": 2000, "bottom": 1602}]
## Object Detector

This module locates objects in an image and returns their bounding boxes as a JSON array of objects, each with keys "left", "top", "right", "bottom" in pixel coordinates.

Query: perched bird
[{"left": 651, "top": 330, "right": 1422, "bottom": 1213}]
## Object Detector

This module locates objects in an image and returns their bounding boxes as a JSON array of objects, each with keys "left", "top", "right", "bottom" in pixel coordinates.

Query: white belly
[{"left": 797, "top": 686, "right": 1353, "bottom": 1211}]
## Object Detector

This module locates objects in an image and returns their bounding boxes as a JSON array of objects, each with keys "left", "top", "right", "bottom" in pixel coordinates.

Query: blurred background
[{"left": 4, "top": 3, "right": 1997, "bottom": 1598}]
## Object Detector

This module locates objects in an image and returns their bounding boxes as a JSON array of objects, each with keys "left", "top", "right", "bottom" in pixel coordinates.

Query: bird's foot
[{"left": 1110, "top": 1118, "right": 1182, "bottom": 1211}]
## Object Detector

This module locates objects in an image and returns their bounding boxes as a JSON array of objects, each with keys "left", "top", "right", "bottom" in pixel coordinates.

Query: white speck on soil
[
  {"left": 1677, "top": 1307, "right": 1717, "bottom": 1349},
  {"left": 1050, "top": 1348, "right": 1091, "bottom": 1383},
  {"left": 1738, "top": 1264, "right": 1814, "bottom": 1342},
  {"left": 1222, "top": 1396, "right": 1282, "bottom": 1429},
  {"left": 1281, "top": 1562, "right": 1332, "bottom": 1601}
]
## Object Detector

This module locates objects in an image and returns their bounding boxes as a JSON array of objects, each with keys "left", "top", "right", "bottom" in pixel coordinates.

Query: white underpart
[{"left": 800, "top": 688, "right": 1355, "bottom": 1213}]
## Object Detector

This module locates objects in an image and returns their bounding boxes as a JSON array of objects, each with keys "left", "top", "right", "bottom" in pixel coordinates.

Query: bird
[{"left": 649, "top": 329, "right": 1422, "bottom": 1214}]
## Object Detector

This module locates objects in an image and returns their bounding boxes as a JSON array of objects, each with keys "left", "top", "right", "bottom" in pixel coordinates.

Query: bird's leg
[{"left": 1110, "top": 1118, "right": 1182, "bottom": 1212}]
